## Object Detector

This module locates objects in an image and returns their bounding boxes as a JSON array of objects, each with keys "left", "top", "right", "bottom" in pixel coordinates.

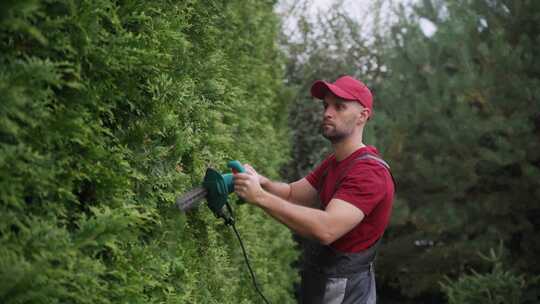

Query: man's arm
[
  {"left": 245, "top": 164, "right": 318, "bottom": 207},
  {"left": 258, "top": 193, "right": 365, "bottom": 245},
  {"left": 234, "top": 170, "right": 365, "bottom": 244}
]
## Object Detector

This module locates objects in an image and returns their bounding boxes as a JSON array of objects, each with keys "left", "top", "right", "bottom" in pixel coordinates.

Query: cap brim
[{"left": 310, "top": 80, "right": 356, "bottom": 100}]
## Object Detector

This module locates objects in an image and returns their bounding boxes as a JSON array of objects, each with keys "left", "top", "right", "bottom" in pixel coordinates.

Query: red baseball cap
[{"left": 310, "top": 75, "right": 373, "bottom": 116}]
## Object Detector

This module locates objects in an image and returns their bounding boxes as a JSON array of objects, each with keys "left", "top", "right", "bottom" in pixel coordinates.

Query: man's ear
[
  {"left": 356, "top": 107, "right": 370, "bottom": 125},
  {"left": 363, "top": 108, "right": 371, "bottom": 121}
]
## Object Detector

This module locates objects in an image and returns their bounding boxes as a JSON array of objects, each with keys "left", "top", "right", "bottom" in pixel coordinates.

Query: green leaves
[
  {"left": 440, "top": 246, "right": 530, "bottom": 304},
  {"left": 1, "top": 0, "right": 296, "bottom": 303},
  {"left": 376, "top": 0, "right": 540, "bottom": 300}
]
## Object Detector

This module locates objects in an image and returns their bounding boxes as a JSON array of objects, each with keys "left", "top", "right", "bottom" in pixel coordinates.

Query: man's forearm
[
  {"left": 254, "top": 190, "right": 333, "bottom": 244},
  {"left": 260, "top": 177, "right": 292, "bottom": 201}
]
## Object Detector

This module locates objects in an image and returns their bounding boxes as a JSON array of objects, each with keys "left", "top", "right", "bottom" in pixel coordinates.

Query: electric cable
[
  {"left": 230, "top": 222, "right": 271, "bottom": 304},
  {"left": 225, "top": 202, "right": 271, "bottom": 304}
]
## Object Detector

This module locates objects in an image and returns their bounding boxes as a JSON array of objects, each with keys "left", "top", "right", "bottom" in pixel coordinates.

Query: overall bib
[
  {"left": 300, "top": 153, "right": 392, "bottom": 304},
  {"left": 300, "top": 238, "right": 380, "bottom": 304}
]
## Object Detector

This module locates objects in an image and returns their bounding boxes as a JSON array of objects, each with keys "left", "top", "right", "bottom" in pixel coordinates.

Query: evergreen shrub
[
  {"left": 0, "top": 0, "right": 297, "bottom": 303},
  {"left": 440, "top": 247, "right": 531, "bottom": 304}
]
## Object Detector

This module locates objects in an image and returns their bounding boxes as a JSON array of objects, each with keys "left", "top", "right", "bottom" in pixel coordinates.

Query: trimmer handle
[
  {"left": 227, "top": 160, "right": 246, "bottom": 204},
  {"left": 227, "top": 160, "right": 246, "bottom": 174}
]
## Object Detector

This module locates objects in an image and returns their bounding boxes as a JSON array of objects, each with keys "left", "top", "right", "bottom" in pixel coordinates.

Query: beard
[{"left": 320, "top": 123, "right": 353, "bottom": 143}]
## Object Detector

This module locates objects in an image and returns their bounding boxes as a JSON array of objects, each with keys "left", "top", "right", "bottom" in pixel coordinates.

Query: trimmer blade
[{"left": 176, "top": 187, "right": 207, "bottom": 212}]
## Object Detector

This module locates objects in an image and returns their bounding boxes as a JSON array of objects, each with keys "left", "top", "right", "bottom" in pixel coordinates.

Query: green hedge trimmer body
[{"left": 176, "top": 160, "right": 245, "bottom": 221}]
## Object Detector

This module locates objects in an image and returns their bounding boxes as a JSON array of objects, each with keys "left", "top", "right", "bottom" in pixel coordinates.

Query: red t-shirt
[{"left": 305, "top": 146, "right": 394, "bottom": 253}]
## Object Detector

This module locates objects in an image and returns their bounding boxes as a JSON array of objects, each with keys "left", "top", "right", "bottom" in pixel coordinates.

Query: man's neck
[{"left": 332, "top": 137, "right": 366, "bottom": 162}]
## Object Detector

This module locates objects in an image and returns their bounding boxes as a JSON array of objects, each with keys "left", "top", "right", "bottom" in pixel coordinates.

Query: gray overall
[{"left": 300, "top": 153, "right": 393, "bottom": 304}]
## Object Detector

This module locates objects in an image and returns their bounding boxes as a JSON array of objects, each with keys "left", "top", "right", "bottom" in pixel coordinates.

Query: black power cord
[{"left": 225, "top": 202, "right": 271, "bottom": 304}]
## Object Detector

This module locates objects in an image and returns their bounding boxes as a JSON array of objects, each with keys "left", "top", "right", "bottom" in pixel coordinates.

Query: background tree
[
  {"left": 278, "top": 0, "right": 387, "bottom": 180},
  {"left": 279, "top": 0, "right": 540, "bottom": 302},
  {"left": 375, "top": 0, "right": 540, "bottom": 302},
  {"left": 440, "top": 245, "right": 532, "bottom": 304}
]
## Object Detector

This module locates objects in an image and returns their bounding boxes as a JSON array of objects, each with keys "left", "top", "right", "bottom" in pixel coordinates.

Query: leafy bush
[{"left": 0, "top": 0, "right": 297, "bottom": 303}]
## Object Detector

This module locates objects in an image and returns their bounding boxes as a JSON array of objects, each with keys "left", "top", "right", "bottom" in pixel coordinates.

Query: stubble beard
[{"left": 321, "top": 124, "right": 351, "bottom": 144}]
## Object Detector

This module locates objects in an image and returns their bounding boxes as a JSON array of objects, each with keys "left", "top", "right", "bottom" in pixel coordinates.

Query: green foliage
[
  {"left": 440, "top": 245, "right": 534, "bottom": 304},
  {"left": 0, "top": 0, "right": 297, "bottom": 303},
  {"left": 280, "top": 0, "right": 540, "bottom": 302},
  {"left": 374, "top": 0, "right": 540, "bottom": 300}
]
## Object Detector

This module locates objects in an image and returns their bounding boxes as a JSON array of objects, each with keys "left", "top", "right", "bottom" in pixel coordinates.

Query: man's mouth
[
  {"left": 322, "top": 121, "right": 334, "bottom": 127},
  {"left": 322, "top": 120, "right": 334, "bottom": 126}
]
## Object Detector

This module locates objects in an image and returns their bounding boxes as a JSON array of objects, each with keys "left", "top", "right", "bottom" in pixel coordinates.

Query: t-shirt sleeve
[
  {"left": 333, "top": 166, "right": 387, "bottom": 216},
  {"left": 305, "top": 156, "right": 332, "bottom": 191}
]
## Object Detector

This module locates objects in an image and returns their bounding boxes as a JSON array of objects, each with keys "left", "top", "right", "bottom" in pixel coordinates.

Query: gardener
[{"left": 234, "top": 75, "right": 395, "bottom": 304}]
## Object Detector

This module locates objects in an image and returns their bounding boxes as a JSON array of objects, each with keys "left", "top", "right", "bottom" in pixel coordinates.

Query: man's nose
[{"left": 324, "top": 106, "right": 335, "bottom": 118}]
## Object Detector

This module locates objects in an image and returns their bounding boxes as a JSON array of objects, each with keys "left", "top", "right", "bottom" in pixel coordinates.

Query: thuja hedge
[{"left": 0, "top": 0, "right": 297, "bottom": 303}]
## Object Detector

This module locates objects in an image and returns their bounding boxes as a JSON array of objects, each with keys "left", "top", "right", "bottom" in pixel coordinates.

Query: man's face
[{"left": 320, "top": 93, "right": 367, "bottom": 143}]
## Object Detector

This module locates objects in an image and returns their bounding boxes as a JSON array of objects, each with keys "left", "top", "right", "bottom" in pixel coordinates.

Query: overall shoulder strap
[
  {"left": 355, "top": 153, "right": 391, "bottom": 169},
  {"left": 318, "top": 152, "right": 396, "bottom": 199},
  {"left": 333, "top": 152, "right": 393, "bottom": 193}
]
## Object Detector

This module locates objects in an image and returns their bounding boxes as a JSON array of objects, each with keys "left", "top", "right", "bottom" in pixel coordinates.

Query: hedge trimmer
[
  {"left": 175, "top": 160, "right": 271, "bottom": 304},
  {"left": 175, "top": 160, "right": 246, "bottom": 224}
]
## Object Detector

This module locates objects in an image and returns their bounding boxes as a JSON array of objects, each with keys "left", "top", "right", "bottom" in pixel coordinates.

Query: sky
[
  {"left": 276, "top": 0, "right": 376, "bottom": 25},
  {"left": 276, "top": 0, "right": 379, "bottom": 42},
  {"left": 276, "top": 0, "right": 437, "bottom": 38},
  {"left": 308, "top": 0, "right": 372, "bottom": 16}
]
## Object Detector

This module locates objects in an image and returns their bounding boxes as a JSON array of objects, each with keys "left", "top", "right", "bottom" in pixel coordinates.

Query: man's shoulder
[{"left": 346, "top": 153, "right": 391, "bottom": 180}]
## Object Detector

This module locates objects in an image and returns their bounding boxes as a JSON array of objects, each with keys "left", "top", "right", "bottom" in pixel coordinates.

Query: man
[{"left": 234, "top": 75, "right": 395, "bottom": 304}]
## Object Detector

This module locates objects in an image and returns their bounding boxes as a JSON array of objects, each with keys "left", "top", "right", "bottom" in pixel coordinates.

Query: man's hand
[
  {"left": 243, "top": 164, "right": 269, "bottom": 187},
  {"left": 234, "top": 165, "right": 266, "bottom": 204}
]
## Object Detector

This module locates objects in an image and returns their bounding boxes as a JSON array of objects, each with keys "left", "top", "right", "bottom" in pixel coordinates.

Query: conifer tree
[
  {"left": 373, "top": 0, "right": 540, "bottom": 301},
  {"left": 280, "top": 0, "right": 540, "bottom": 302}
]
